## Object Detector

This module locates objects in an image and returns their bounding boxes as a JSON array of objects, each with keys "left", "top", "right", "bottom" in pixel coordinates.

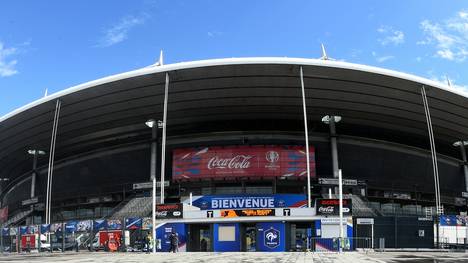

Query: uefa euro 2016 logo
[
  {"left": 266, "top": 151, "right": 279, "bottom": 163},
  {"left": 264, "top": 227, "right": 280, "bottom": 248},
  {"left": 265, "top": 151, "right": 280, "bottom": 169}
]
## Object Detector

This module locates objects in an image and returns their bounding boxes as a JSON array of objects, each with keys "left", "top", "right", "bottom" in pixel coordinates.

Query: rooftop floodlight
[
  {"left": 27, "top": 149, "right": 46, "bottom": 155},
  {"left": 321, "top": 115, "right": 342, "bottom": 124},
  {"left": 145, "top": 119, "right": 156, "bottom": 128},
  {"left": 453, "top": 141, "right": 468, "bottom": 147}
]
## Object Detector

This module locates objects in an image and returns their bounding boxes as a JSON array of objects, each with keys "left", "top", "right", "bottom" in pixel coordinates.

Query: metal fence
[{"left": 310, "top": 237, "right": 372, "bottom": 252}]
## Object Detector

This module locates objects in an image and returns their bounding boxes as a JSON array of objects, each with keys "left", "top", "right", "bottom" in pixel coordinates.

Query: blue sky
[{"left": 1, "top": 1, "right": 468, "bottom": 117}]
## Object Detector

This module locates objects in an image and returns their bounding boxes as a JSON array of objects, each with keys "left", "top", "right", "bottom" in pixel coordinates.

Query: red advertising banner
[
  {"left": 172, "top": 145, "right": 315, "bottom": 181},
  {"left": 0, "top": 206, "right": 8, "bottom": 223}
]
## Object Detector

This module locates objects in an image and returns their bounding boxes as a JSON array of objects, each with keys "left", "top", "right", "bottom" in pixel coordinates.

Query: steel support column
[
  {"left": 299, "top": 66, "right": 312, "bottom": 208},
  {"left": 30, "top": 153, "right": 38, "bottom": 199},
  {"left": 45, "top": 99, "right": 61, "bottom": 225},
  {"left": 420, "top": 86, "right": 441, "bottom": 249},
  {"left": 329, "top": 117, "right": 339, "bottom": 179},
  {"left": 150, "top": 123, "right": 158, "bottom": 254},
  {"left": 160, "top": 73, "right": 169, "bottom": 204},
  {"left": 420, "top": 86, "right": 441, "bottom": 213},
  {"left": 458, "top": 143, "right": 468, "bottom": 192}
]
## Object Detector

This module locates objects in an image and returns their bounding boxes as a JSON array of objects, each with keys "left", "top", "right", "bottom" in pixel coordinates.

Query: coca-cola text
[{"left": 207, "top": 155, "right": 252, "bottom": 169}]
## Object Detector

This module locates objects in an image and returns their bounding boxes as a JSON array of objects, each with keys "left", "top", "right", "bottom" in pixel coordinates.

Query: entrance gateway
[{"left": 154, "top": 194, "right": 354, "bottom": 252}]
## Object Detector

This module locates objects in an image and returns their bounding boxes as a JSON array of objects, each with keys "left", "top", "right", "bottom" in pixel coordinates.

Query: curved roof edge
[{"left": 1, "top": 57, "right": 467, "bottom": 123}]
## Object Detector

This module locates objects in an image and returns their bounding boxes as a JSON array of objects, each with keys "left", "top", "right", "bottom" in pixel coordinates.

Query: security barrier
[{"left": 310, "top": 237, "right": 372, "bottom": 252}]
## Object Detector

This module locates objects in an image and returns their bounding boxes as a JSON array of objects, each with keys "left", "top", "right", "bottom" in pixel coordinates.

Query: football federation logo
[{"left": 264, "top": 227, "right": 280, "bottom": 248}]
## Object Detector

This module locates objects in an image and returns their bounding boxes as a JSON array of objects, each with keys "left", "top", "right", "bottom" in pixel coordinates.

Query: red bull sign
[{"left": 172, "top": 145, "right": 315, "bottom": 180}]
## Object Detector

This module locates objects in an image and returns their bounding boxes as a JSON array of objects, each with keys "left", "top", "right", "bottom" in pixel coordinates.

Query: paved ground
[{"left": 1, "top": 252, "right": 468, "bottom": 263}]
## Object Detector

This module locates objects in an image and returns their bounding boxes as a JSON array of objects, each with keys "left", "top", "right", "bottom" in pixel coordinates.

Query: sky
[{"left": 1, "top": 1, "right": 468, "bottom": 117}]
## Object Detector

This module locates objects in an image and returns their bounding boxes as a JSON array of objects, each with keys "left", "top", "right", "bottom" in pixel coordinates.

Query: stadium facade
[{"left": 0, "top": 57, "right": 468, "bottom": 251}]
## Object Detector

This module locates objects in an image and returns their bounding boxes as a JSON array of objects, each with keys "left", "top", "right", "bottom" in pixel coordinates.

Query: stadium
[{"left": 0, "top": 57, "right": 467, "bottom": 252}]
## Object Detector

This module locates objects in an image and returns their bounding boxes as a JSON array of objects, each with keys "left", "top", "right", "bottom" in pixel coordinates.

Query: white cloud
[
  {"left": 97, "top": 15, "right": 146, "bottom": 47},
  {"left": 419, "top": 10, "right": 468, "bottom": 62},
  {"left": 0, "top": 42, "right": 19, "bottom": 77},
  {"left": 371, "top": 51, "right": 395, "bottom": 63},
  {"left": 376, "top": 55, "right": 395, "bottom": 63},
  {"left": 436, "top": 49, "right": 454, "bottom": 60},
  {"left": 377, "top": 26, "right": 405, "bottom": 45},
  {"left": 207, "top": 31, "right": 223, "bottom": 38}
]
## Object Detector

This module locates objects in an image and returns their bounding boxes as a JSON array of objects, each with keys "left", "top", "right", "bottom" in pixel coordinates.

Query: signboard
[
  {"left": 125, "top": 218, "right": 142, "bottom": 230},
  {"left": 141, "top": 217, "right": 152, "bottom": 230},
  {"left": 316, "top": 199, "right": 352, "bottom": 216},
  {"left": 220, "top": 209, "right": 275, "bottom": 217},
  {"left": 50, "top": 223, "right": 62, "bottom": 233},
  {"left": 156, "top": 204, "right": 183, "bottom": 219},
  {"left": 0, "top": 206, "right": 8, "bottom": 223},
  {"left": 107, "top": 219, "right": 122, "bottom": 230},
  {"left": 133, "top": 181, "right": 169, "bottom": 190},
  {"left": 418, "top": 229, "right": 425, "bottom": 237},
  {"left": 440, "top": 215, "right": 468, "bottom": 226},
  {"left": 19, "top": 226, "right": 28, "bottom": 235},
  {"left": 28, "top": 225, "right": 39, "bottom": 234},
  {"left": 185, "top": 194, "right": 307, "bottom": 210},
  {"left": 318, "top": 178, "right": 358, "bottom": 186},
  {"left": 21, "top": 197, "right": 39, "bottom": 206},
  {"left": 173, "top": 145, "right": 315, "bottom": 180},
  {"left": 356, "top": 218, "right": 374, "bottom": 225},
  {"left": 93, "top": 219, "right": 107, "bottom": 231},
  {"left": 65, "top": 221, "right": 78, "bottom": 233},
  {"left": 76, "top": 220, "right": 92, "bottom": 232},
  {"left": 320, "top": 218, "right": 348, "bottom": 224},
  {"left": 41, "top": 224, "right": 50, "bottom": 234}
]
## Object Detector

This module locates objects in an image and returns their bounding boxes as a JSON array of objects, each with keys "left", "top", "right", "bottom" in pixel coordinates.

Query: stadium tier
[{"left": 1, "top": 57, "right": 467, "bottom": 251}]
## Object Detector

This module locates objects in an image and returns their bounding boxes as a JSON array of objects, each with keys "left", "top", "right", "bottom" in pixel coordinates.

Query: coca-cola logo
[
  {"left": 156, "top": 211, "right": 168, "bottom": 217},
  {"left": 207, "top": 155, "right": 252, "bottom": 169},
  {"left": 318, "top": 206, "right": 335, "bottom": 214}
]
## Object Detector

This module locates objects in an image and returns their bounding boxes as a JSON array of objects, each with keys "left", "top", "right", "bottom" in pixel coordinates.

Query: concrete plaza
[{"left": 1, "top": 252, "right": 468, "bottom": 263}]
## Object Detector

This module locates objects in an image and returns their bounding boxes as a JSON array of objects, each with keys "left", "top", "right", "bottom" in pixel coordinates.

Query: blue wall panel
[
  {"left": 256, "top": 222, "right": 286, "bottom": 252},
  {"left": 156, "top": 223, "right": 187, "bottom": 252},
  {"left": 213, "top": 223, "right": 240, "bottom": 252}
]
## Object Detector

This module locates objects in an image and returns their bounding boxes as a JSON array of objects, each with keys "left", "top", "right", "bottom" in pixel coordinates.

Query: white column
[
  {"left": 160, "top": 73, "right": 169, "bottom": 204},
  {"left": 151, "top": 124, "right": 157, "bottom": 254},
  {"left": 338, "top": 169, "right": 344, "bottom": 253},
  {"left": 299, "top": 66, "right": 312, "bottom": 208},
  {"left": 45, "top": 99, "right": 61, "bottom": 225},
  {"left": 329, "top": 117, "right": 339, "bottom": 178}
]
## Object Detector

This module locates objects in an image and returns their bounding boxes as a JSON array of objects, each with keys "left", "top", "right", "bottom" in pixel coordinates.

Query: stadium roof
[{"left": 1, "top": 57, "right": 468, "bottom": 186}]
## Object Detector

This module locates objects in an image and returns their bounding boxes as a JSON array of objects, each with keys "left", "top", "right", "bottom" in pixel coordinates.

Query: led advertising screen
[
  {"left": 220, "top": 209, "right": 275, "bottom": 217},
  {"left": 172, "top": 145, "right": 315, "bottom": 180},
  {"left": 184, "top": 194, "right": 308, "bottom": 210}
]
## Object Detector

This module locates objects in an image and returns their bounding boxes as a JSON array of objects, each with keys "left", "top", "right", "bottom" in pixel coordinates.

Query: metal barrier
[{"left": 310, "top": 237, "right": 372, "bottom": 252}]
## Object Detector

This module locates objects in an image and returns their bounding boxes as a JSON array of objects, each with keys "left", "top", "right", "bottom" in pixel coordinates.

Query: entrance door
[
  {"left": 355, "top": 219, "right": 374, "bottom": 249},
  {"left": 199, "top": 226, "right": 211, "bottom": 252},
  {"left": 245, "top": 226, "right": 257, "bottom": 252},
  {"left": 291, "top": 223, "right": 312, "bottom": 251},
  {"left": 188, "top": 224, "right": 212, "bottom": 252}
]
